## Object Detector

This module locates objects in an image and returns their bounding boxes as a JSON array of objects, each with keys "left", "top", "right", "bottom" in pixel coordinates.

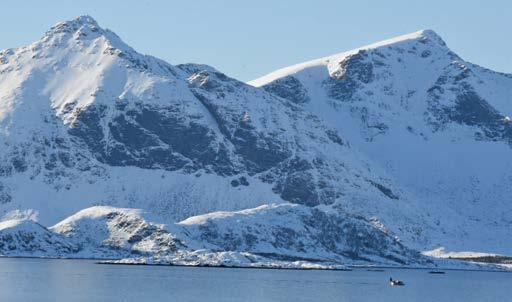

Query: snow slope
[{"left": 251, "top": 29, "right": 512, "bottom": 255}]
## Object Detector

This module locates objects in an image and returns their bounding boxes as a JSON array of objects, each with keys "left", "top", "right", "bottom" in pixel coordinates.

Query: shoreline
[
  {"left": 96, "top": 261, "right": 353, "bottom": 271},
  {"left": 96, "top": 261, "right": 512, "bottom": 273},
  {"left": 0, "top": 255, "right": 510, "bottom": 273}
]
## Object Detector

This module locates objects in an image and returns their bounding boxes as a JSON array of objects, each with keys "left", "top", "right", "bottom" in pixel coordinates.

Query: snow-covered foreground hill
[
  {"left": 0, "top": 16, "right": 510, "bottom": 268},
  {"left": 0, "top": 205, "right": 422, "bottom": 267},
  {"left": 0, "top": 205, "right": 506, "bottom": 270}
]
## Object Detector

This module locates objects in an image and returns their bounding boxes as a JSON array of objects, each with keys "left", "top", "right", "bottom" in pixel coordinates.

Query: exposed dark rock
[
  {"left": 263, "top": 76, "right": 310, "bottom": 104},
  {"left": 326, "top": 129, "right": 345, "bottom": 145},
  {"left": 239, "top": 176, "right": 249, "bottom": 186},
  {"left": 368, "top": 180, "right": 399, "bottom": 200},
  {"left": 325, "top": 50, "right": 374, "bottom": 102},
  {"left": 68, "top": 102, "right": 236, "bottom": 175},
  {"left": 0, "top": 182, "right": 12, "bottom": 204},
  {"left": 427, "top": 68, "right": 512, "bottom": 145},
  {"left": 189, "top": 70, "right": 292, "bottom": 174},
  {"left": 231, "top": 176, "right": 249, "bottom": 187}
]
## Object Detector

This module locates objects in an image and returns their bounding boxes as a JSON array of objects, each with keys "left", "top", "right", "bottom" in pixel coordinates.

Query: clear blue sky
[{"left": 1, "top": 0, "right": 510, "bottom": 81}]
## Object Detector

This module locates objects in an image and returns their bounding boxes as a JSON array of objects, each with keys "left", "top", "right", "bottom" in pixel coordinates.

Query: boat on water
[{"left": 389, "top": 278, "right": 405, "bottom": 286}]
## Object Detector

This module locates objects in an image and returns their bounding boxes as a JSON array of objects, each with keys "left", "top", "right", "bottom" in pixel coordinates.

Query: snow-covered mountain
[
  {"left": 250, "top": 30, "right": 512, "bottom": 255},
  {"left": 0, "top": 16, "right": 510, "bottom": 266},
  {"left": 0, "top": 16, "right": 396, "bottom": 224}
]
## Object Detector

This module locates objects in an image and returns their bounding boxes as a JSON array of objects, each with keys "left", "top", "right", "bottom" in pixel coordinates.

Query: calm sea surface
[{"left": 0, "top": 258, "right": 509, "bottom": 302}]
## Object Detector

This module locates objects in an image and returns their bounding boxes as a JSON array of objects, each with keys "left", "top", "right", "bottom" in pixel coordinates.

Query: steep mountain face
[
  {"left": 0, "top": 16, "right": 399, "bottom": 226},
  {"left": 251, "top": 30, "right": 512, "bottom": 254},
  {"left": 0, "top": 16, "right": 399, "bottom": 238}
]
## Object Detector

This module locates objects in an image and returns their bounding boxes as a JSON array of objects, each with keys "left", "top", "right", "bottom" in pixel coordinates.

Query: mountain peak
[
  {"left": 401, "top": 29, "right": 446, "bottom": 47},
  {"left": 46, "top": 15, "right": 102, "bottom": 37},
  {"left": 418, "top": 29, "right": 440, "bottom": 39},
  {"left": 333, "top": 29, "right": 448, "bottom": 58},
  {"left": 37, "top": 15, "right": 136, "bottom": 57},
  {"left": 69, "top": 15, "right": 99, "bottom": 26},
  {"left": 249, "top": 29, "right": 450, "bottom": 87}
]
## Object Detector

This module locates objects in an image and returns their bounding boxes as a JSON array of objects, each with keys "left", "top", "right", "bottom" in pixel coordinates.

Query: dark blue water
[{"left": 0, "top": 258, "right": 510, "bottom": 301}]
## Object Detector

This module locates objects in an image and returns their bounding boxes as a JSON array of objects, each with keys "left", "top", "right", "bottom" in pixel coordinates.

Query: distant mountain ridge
[{"left": 0, "top": 16, "right": 510, "bottom": 267}]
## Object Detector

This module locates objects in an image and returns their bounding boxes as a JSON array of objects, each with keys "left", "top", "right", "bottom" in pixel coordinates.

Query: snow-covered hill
[
  {"left": 177, "top": 203, "right": 422, "bottom": 265},
  {"left": 0, "top": 205, "right": 423, "bottom": 268},
  {"left": 0, "top": 16, "right": 510, "bottom": 266},
  {"left": 51, "top": 206, "right": 182, "bottom": 258},
  {"left": 0, "top": 218, "right": 76, "bottom": 257}
]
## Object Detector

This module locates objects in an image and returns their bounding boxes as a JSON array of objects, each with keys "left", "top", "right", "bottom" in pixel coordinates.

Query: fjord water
[{"left": 0, "top": 258, "right": 509, "bottom": 302}]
